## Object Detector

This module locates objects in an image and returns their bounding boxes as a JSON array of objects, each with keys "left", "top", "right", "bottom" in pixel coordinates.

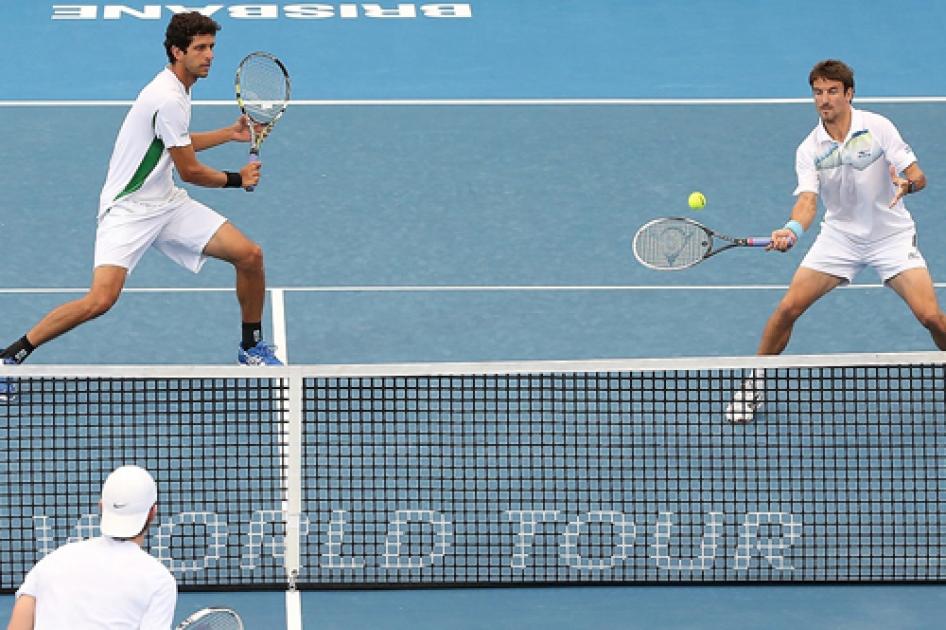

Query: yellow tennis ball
[{"left": 688, "top": 192, "right": 706, "bottom": 210}]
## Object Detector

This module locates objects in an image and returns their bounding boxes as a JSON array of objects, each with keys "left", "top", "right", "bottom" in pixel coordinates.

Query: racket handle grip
[
  {"left": 748, "top": 237, "right": 793, "bottom": 250},
  {"left": 245, "top": 151, "right": 260, "bottom": 193}
]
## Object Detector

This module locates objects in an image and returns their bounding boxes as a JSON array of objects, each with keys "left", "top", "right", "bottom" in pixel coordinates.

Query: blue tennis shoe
[{"left": 238, "top": 340, "right": 284, "bottom": 366}]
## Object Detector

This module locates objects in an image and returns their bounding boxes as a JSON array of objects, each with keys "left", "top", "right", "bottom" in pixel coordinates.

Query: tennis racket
[
  {"left": 633, "top": 217, "right": 780, "bottom": 271},
  {"left": 235, "top": 51, "right": 291, "bottom": 192},
  {"left": 175, "top": 607, "right": 244, "bottom": 630}
]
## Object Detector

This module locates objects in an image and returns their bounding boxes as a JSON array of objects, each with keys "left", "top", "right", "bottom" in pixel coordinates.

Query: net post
[{"left": 284, "top": 367, "right": 304, "bottom": 630}]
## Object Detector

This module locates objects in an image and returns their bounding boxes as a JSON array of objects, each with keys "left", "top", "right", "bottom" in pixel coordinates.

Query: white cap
[{"left": 100, "top": 465, "right": 157, "bottom": 538}]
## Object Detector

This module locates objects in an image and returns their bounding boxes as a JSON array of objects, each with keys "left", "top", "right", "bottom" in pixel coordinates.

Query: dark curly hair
[{"left": 164, "top": 12, "right": 221, "bottom": 63}]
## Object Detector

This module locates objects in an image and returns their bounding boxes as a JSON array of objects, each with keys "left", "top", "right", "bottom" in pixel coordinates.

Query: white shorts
[
  {"left": 94, "top": 189, "right": 228, "bottom": 274},
  {"left": 800, "top": 224, "right": 927, "bottom": 284}
]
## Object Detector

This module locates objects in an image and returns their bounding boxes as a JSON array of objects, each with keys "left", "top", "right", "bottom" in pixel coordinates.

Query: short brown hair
[
  {"left": 164, "top": 11, "right": 221, "bottom": 63},
  {"left": 809, "top": 59, "right": 854, "bottom": 93}
]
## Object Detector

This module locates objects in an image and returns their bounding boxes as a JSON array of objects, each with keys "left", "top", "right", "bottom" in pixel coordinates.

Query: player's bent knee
[
  {"left": 239, "top": 243, "right": 264, "bottom": 271},
  {"left": 775, "top": 300, "right": 806, "bottom": 323},
  {"left": 916, "top": 309, "right": 946, "bottom": 333},
  {"left": 83, "top": 293, "right": 119, "bottom": 319},
  {"left": 86, "top": 301, "right": 114, "bottom": 320}
]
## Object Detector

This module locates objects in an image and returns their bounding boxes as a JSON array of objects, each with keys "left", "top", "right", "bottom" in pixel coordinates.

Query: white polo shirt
[
  {"left": 794, "top": 107, "right": 918, "bottom": 242},
  {"left": 17, "top": 536, "right": 177, "bottom": 630},
  {"left": 98, "top": 67, "right": 193, "bottom": 218}
]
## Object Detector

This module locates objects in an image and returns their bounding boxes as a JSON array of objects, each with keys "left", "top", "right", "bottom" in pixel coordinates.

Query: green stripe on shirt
[{"left": 114, "top": 112, "right": 165, "bottom": 203}]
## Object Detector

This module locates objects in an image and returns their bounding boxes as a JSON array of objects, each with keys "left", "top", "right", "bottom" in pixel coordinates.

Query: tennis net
[{"left": 0, "top": 352, "right": 943, "bottom": 592}]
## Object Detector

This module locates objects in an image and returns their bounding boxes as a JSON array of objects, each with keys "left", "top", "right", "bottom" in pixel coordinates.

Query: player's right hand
[
  {"left": 767, "top": 228, "right": 796, "bottom": 252},
  {"left": 240, "top": 161, "right": 262, "bottom": 187}
]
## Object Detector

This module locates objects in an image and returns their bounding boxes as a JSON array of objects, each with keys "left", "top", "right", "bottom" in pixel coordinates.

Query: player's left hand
[
  {"left": 889, "top": 165, "right": 912, "bottom": 208},
  {"left": 231, "top": 115, "right": 264, "bottom": 143}
]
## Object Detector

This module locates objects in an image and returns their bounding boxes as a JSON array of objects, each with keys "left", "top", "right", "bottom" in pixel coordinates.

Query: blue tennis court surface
[
  {"left": 2, "top": 1, "right": 946, "bottom": 628},
  {"left": 1, "top": 584, "right": 945, "bottom": 629},
  {"left": 7, "top": 1, "right": 946, "bottom": 100},
  {"left": 5, "top": 101, "right": 946, "bottom": 365}
]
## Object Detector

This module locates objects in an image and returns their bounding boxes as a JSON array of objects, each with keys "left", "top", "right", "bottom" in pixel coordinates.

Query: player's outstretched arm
[{"left": 767, "top": 192, "right": 817, "bottom": 252}]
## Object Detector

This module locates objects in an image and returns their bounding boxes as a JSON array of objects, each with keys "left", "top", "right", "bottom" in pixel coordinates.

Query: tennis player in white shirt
[
  {"left": 6, "top": 466, "right": 177, "bottom": 630},
  {"left": 0, "top": 11, "right": 281, "bottom": 374},
  {"left": 727, "top": 59, "right": 946, "bottom": 423}
]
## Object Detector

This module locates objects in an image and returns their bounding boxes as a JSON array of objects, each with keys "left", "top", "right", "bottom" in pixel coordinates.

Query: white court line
[
  {"left": 0, "top": 284, "right": 942, "bottom": 294},
  {"left": 265, "top": 283, "right": 939, "bottom": 291},
  {"left": 2, "top": 96, "right": 946, "bottom": 107},
  {"left": 270, "top": 288, "right": 289, "bottom": 364},
  {"left": 0, "top": 287, "right": 234, "bottom": 293}
]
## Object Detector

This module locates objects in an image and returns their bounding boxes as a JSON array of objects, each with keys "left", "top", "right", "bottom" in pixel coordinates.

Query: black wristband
[
  {"left": 223, "top": 171, "right": 243, "bottom": 188},
  {"left": 908, "top": 180, "right": 917, "bottom": 194}
]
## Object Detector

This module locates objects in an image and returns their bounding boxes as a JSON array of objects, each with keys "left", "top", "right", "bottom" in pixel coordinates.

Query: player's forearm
[
  {"left": 771, "top": 192, "right": 817, "bottom": 249},
  {"left": 190, "top": 127, "right": 234, "bottom": 152},
  {"left": 177, "top": 163, "right": 235, "bottom": 188},
  {"left": 904, "top": 164, "right": 927, "bottom": 194},
  {"left": 789, "top": 192, "right": 818, "bottom": 231},
  {"left": 7, "top": 595, "right": 36, "bottom": 630}
]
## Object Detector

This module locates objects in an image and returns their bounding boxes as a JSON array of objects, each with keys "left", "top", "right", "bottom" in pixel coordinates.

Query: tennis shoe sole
[
  {"left": 725, "top": 387, "right": 764, "bottom": 424},
  {"left": 0, "top": 354, "right": 17, "bottom": 403}
]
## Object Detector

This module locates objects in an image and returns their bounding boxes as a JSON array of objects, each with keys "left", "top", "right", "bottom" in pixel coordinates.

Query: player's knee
[
  {"left": 916, "top": 307, "right": 946, "bottom": 333},
  {"left": 84, "top": 292, "right": 119, "bottom": 319},
  {"left": 775, "top": 299, "right": 805, "bottom": 323},
  {"left": 239, "top": 242, "right": 264, "bottom": 272}
]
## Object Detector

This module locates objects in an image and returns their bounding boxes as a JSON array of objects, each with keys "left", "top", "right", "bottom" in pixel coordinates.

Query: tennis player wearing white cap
[{"left": 6, "top": 465, "right": 177, "bottom": 630}]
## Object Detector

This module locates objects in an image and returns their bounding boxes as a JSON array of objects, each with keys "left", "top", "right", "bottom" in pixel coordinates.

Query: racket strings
[
  {"left": 635, "top": 220, "right": 709, "bottom": 269},
  {"left": 178, "top": 610, "right": 242, "bottom": 630},
  {"left": 238, "top": 57, "right": 289, "bottom": 123}
]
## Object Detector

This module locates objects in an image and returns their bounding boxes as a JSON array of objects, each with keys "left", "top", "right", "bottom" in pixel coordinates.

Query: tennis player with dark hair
[
  {"left": 0, "top": 11, "right": 282, "bottom": 382},
  {"left": 6, "top": 465, "right": 176, "bottom": 630},
  {"left": 727, "top": 59, "right": 946, "bottom": 423}
]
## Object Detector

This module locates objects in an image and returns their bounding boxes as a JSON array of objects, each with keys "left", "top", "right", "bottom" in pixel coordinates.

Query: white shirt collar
[{"left": 815, "top": 106, "right": 863, "bottom": 145}]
